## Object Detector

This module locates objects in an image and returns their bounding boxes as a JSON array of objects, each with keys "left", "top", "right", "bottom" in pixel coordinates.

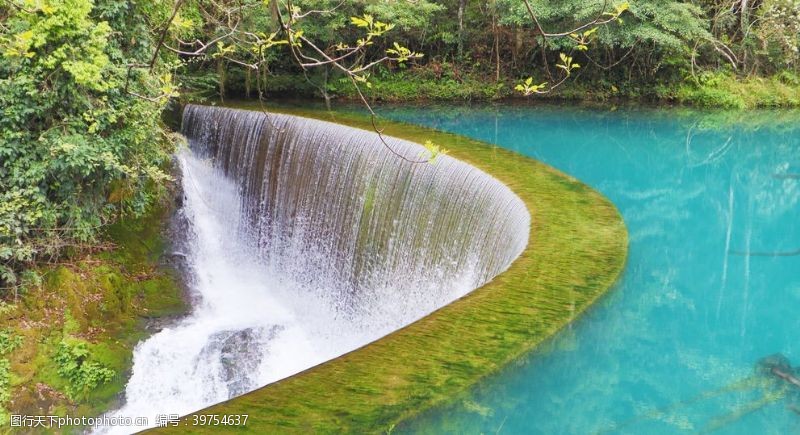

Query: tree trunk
[
  {"left": 270, "top": 0, "right": 280, "bottom": 30},
  {"left": 514, "top": 27, "right": 524, "bottom": 72},
  {"left": 493, "top": 11, "right": 500, "bottom": 81},
  {"left": 245, "top": 68, "right": 251, "bottom": 99},
  {"left": 322, "top": 67, "right": 332, "bottom": 111},
  {"left": 457, "top": 0, "right": 467, "bottom": 58},
  {"left": 740, "top": 0, "right": 749, "bottom": 33},
  {"left": 217, "top": 58, "right": 226, "bottom": 101}
]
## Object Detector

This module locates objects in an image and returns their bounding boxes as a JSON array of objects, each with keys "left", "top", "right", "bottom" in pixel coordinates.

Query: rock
[{"left": 200, "top": 325, "right": 282, "bottom": 397}]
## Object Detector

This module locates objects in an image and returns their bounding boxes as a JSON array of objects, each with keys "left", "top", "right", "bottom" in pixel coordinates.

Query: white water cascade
[{"left": 100, "top": 105, "right": 529, "bottom": 433}]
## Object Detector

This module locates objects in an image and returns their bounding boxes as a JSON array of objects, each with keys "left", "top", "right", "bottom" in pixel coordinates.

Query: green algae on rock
[{"left": 1, "top": 200, "right": 188, "bottom": 421}]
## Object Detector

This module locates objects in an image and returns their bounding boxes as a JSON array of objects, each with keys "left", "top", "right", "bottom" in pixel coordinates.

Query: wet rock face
[{"left": 200, "top": 326, "right": 282, "bottom": 397}]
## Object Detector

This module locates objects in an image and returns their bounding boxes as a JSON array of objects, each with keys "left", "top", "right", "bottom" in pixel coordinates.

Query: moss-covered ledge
[{"left": 153, "top": 103, "right": 628, "bottom": 434}]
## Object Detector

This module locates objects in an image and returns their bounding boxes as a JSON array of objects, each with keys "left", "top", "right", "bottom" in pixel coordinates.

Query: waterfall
[{"left": 99, "top": 105, "right": 529, "bottom": 433}]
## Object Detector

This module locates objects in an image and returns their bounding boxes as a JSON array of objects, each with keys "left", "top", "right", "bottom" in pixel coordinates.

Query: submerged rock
[
  {"left": 199, "top": 326, "right": 283, "bottom": 398},
  {"left": 757, "top": 353, "right": 800, "bottom": 405},
  {"left": 757, "top": 353, "right": 794, "bottom": 378}
]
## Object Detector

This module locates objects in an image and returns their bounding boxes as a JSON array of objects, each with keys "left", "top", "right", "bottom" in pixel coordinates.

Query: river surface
[{"left": 371, "top": 104, "right": 800, "bottom": 434}]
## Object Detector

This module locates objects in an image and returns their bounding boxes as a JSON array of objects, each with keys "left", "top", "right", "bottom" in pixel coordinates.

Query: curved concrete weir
[
  {"left": 182, "top": 105, "right": 530, "bottom": 319},
  {"left": 149, "top": 105, "right": 627, "bottom": 434},
  {"left": 112, "top": 105, "right": 530, "bottom": 432}
]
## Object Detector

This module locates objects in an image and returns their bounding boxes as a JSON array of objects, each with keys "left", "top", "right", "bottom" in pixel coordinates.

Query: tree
[{"left": 0, "top": 0, "right": 175, "bottom": 292}]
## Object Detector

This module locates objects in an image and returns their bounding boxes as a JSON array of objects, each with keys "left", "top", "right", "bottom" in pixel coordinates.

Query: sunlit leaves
[
  {"left": 289, "top": 29, "right": 304, "bottom": 47},
  {"left": 514, "top": 55, "right": 581, "bottom": 97},
  {"left": 386, "top": 42, "right": 422, "bottom": 63},
  {"left": 556, "top": 53, "right": 580, "bottom": 76},
  {"left": 350, "top": 15, "right": 372, "bottom": 28},
  {"left": 250, "top": 31, "right": 289, "bottom": 55},
  {"left": 605, "top": 1, "right": 630, "bottom": 24},
  {"left": 2, "top": 30, "right": 36, "bottom": 59},
  {"left": 569, "top": 27, "right": 598, "bottom": 51},
  {"left": 421, "top": 140, "right": 448, "bottom": 164},
  {"left": 170, "top": 12, "right": 195, "bottom": 35},
  {"left": 349, "top": 14, "right": 395, "bottom": 50},
  {"left": 351, "top": 14, "right": 394, "bottom": 36},
  {"left": 352, "top": 72, "right": 372, "bottom": 88},
  {"left": 514, "top": 76, "right": 548, "bottom": 95},
  {"left": 158, "top": 73, "right": 179, "bottom": 101},
  {"left": 212, "top": 41, "right": 237, "bottom": 59}
]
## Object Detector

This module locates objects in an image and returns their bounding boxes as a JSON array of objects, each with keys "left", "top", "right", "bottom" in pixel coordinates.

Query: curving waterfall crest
[
  {"left": 101, "top": 105, "right": 529, "bottom": 433},
  {"left": 181, "top": 104, "right": 530, "bottom": 320}
]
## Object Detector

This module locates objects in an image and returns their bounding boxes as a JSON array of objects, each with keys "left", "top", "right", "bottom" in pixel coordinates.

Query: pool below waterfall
[{"left": 377, "top": 104, "right": 800, "bottom": 434}]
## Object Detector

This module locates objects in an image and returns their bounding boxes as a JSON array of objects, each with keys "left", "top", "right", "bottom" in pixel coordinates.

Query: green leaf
[{"left": 351, "top": 16, "right": 370, "bottom": 28}]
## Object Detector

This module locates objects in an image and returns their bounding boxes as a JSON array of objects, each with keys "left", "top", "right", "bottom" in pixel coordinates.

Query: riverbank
[
  {"left": 154, "top": 103, "right": 628, "bottom": 433},
  {"left": 0, "top": 194, "right": 188, "bottom": 423},
  {"left": 228, "top": 70, "right": 800, "bottom": 109}
]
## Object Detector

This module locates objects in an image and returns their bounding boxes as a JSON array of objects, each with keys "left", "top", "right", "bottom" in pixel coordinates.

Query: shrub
[
  {"left": 54, "top": 339, "right": 115, "bottom": 401},
  {"left": 0, "top": 330, "right": 21, "bottom": 425},
  {"left": 0, "top": 0, "right": 175, "bottom": 292}
]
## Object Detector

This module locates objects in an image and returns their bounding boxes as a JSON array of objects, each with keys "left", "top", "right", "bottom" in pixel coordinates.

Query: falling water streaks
[
  {"left": 182, "top": 102, "right": 530, "bottom": 345},
  {"left": 185, "top": 104, "right": 529, "bottom": 307},
  {"left": 102, "top": 104, "right": 530, "bottom": 433}
]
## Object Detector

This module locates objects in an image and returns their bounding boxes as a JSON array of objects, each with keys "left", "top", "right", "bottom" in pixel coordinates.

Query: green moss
[
  {"left": 1, "top": 199, "right": 188, "bottom": 419},
  {"left": 153, "top": 104, "right": 628, "bottom": 434}
]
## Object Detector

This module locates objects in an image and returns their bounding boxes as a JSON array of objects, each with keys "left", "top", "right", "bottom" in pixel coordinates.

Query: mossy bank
[
  {"left": 0, "top": 195, "right": 188, "bottom": 426},
  {"left": 151, "top": 103, "right": 628, "bottom": 433},
  {"left": 212, "top": 70, "right": 800, "bottom": 109}
]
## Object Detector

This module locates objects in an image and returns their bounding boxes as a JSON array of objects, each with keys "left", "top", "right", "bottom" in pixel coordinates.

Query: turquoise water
[{"left": 375, "top": 104, "right": 800, "bottom": 434}]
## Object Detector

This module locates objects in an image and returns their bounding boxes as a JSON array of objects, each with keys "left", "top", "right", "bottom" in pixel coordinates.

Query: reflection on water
[{"left": 376, "top": 104, "right": 800, "bottom": 434}]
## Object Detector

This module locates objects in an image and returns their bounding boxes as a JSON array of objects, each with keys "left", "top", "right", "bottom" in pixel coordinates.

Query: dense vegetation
[
  {"left": 173, "top": 0, "right": 800, "bottom": 107},
  {"left": 0, "top": 0, "right": 177, "bottom": 292}
]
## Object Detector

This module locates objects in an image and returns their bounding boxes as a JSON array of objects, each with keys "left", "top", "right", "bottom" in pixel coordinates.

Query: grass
[
  {"left": 152, "top": 103, "right": 628, "bottom": 434},
  {"left": 0, "top": 197, "right": 187, "bottom": 421}
]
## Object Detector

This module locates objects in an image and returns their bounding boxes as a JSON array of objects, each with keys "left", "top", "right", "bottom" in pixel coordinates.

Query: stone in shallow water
[{"left": 201, "top": 326, "right": 283, "bottom": 397}]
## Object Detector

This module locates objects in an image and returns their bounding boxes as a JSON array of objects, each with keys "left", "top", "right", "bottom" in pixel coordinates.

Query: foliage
[
  {"left": 601, "top": 0, "right": 709, "bottom": 49},
  {"left": 54, "top": 338, "right": 115, "bottom": 401},
  {"left": 421, "top": 140, "right": 448, "bottom": 163},
  {"left": 0, "top": 0, "right": 175, "bottom": 290},
  {"left": 676, "top": 71, "right": 800, "bottom": 108},
  {"left": 753, "top": 0, "right": 800, "bottom": 70},
  {"left": 335, "top": 70, "right": 509, "bottom": 101},
  {"left": 0, "top": 358, "right": 10, "bottom": 425},
  {"left": 0, "top": 329, "right": 21, "bottom": 425},
  {"left": 0, "top": 329, "right": 22, "bottom": 355},
  {"left": 2, "top": 203, "right": 186, "bottom": 419},
  {"left": 0, "top": 0, "right": 797, "bottom": 300},
  {"left": 172, "top": 0, "right": 800, "bottom": 107}
]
